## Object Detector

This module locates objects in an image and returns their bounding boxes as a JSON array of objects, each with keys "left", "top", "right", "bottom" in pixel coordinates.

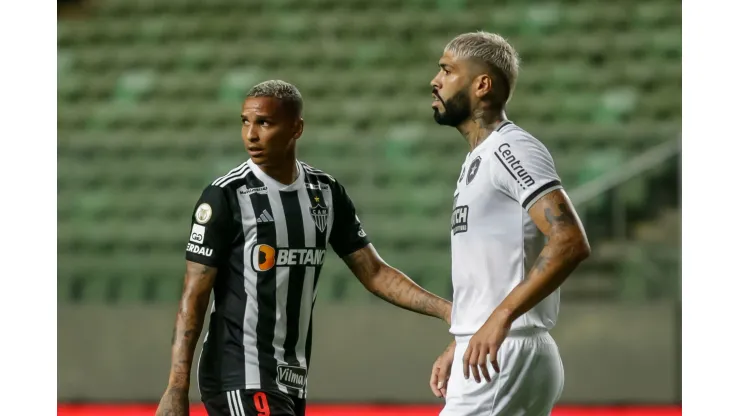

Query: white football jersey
[{"left": 450, "top": 121, "right": 563, "bottom": 336}]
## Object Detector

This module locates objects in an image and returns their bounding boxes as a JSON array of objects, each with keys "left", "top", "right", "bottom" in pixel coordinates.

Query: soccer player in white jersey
[{"left": 427, "top": 32, "right": 591, "bottom": 415}]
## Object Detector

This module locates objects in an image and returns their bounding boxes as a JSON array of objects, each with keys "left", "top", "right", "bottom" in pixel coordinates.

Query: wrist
[
  {"left": 490, "top": 307, "right": 515, "bottom": 327},
  {"left": 167, "top": 374, "right": 191, "bottom": 391},
  {"left": 442, "top": 302, "right": 452, "bottom": 325}
]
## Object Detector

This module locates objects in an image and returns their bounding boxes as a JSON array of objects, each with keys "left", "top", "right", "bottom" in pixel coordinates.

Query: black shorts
[{"left": 203, "top": 389, "right": 306, "bottom": 416}]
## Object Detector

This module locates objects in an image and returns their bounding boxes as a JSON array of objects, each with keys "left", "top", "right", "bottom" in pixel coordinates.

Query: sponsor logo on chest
[
  {"left": 451, "top": 205, "right": 469, "bottom": 235},
  {"left": 251, "top": 244, "right": 326, "bottom": 272}
]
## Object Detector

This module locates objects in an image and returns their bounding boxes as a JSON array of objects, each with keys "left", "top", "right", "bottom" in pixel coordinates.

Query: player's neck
[
  {"left": 255, "top": 156, "right": 299, "bottom": 185},
  {"left": 458, "top": 109, "right": 507, "bottom": 152}
]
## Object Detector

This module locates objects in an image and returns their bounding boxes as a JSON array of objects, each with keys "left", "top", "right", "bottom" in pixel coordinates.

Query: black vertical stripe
[
  {"left": 305, "top": 312, "right": 314, "bottom": 371},
  {"left": 198, "top": 185, "right": 248, "bottom": 396},
  {"left": 248, "top": 188, "right": 279, "bottom": 392},
  {"left": 302, "top": 173, "right": 329, "bottom": 370},
  {"left": 224, "top": 191, "right": 248, "bottom": 390},
  {"left": 280, "top": 190, "right": 305, "bottom": 397}
]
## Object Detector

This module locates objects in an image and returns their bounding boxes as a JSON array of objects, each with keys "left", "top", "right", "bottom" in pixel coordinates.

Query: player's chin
[{"left": 432, "top": 109, "right": 452, "bottom": 126}]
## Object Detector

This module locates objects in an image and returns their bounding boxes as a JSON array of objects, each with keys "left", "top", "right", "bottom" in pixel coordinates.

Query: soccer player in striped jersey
[
  {"left": 155, "top": 80, "right": 452, "bottom": 416},
  {"left": 427, "top": 32, "right": 591, "bottom": 415}
]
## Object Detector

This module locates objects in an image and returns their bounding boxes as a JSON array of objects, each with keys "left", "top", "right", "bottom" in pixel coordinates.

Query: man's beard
[{"left": 433, "top": 89, "right": 471, "bottom": 126}]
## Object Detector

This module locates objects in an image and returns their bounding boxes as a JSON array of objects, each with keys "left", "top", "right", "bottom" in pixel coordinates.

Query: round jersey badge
[
  {"left": 195, "top": 203, "right": 213, "bottom": 224},
  {"left": 466, "top": 156, "right": 482, "bottom": 185}
]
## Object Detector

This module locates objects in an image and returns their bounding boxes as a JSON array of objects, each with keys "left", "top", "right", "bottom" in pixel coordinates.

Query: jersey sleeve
[
  {"left": 184, "top": 185, "right": 234, "bottom": 267},
  {"left": 489, "top": 134, "right": 563, "bottom": 211},
  {"left": 329, "top": 182, "right": 371, "bottom": 258}
]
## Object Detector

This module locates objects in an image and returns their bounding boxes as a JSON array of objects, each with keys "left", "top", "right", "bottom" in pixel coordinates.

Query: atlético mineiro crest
[{"left": 310, "top": 198, "right": 328, "bottom": 233}]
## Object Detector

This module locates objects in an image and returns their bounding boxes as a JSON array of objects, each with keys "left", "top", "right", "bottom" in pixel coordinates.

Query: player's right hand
[
  {"left": 155, "top": 386, "right": 190, "bottom": 416},
  {"left": 430, "top": 340, "right": 456, "bottom": 398}
]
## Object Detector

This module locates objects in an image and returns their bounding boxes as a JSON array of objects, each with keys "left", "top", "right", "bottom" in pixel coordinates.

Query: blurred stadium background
[{"left": 57, "top": 0, "right": 681, "bottom": 415}]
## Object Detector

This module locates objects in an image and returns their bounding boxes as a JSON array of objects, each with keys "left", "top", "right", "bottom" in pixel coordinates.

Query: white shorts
[{"left": 440, "top": 328, "right": 564, "bottom": 416}]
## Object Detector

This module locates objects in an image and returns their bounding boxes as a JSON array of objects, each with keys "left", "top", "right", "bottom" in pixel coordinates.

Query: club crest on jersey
[
  {"left": 466, "top": 156, "right": 482, "bottom": 185},
  {"left": 309, "top": 197, "right": 329, "bottom": 233}
]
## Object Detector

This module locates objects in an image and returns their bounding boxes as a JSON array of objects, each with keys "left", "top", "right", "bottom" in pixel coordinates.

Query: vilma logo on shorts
[{"left": 251, "top": 244, "right": 327, "bottom": 272}]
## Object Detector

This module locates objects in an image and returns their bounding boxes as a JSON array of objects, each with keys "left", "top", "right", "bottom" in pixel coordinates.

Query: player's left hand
[{"left": 462, "top": 311, "right": 511, "bottom": 383}]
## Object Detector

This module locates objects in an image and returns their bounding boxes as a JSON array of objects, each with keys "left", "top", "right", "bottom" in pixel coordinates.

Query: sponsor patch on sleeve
[{"left": 190, "top": 224, "right": 206, "bottom": 244}]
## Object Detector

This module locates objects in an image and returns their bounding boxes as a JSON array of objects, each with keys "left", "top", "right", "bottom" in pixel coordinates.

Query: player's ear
[
  {"left": 473, "top": 74, "right": 493, "bottom": 99},
  {"left": 293, "top": 118, "right": 304, "bottom": 140}
]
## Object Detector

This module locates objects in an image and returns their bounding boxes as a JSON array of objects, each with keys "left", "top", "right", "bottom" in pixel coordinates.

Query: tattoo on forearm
[
  {"left": 368, "top": 271, "right": 447, "bottom": 320},
  {"left": 159, "top": 386, "right": 189, "bottom": 415},
  {"left": 168, "top": 264, "right": 215, "bottom": 388},
  {"left": 344, "top": 248, "right": 450, "bottom": 321},
  {"left": 532, "top": 254, "right": 551, "bottom": 274}
]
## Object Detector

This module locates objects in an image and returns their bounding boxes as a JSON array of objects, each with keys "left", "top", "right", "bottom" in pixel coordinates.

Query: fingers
[
  {"left": 437, "top": 357, "right": 451, "bottom": 398},
  {"left": 490, "top": 346, "right": 501, "bottom": 374},
  {"left": 467, "top": 346, "right": 482, "bottom": 383},
  {"left": 437, "top": 359, "right": 450, "bottom": 387},
  {"left": 464, "top": 343, "right": 503, "bottom": 383},
  {"left": 462, "top": 346, "right": 472, "bottom": 380},
  {"left": 478, "top": 352, "right": 491, "bottom": 382},
  {"left": 430, "top": 365, "right": 443, "bottom": 398}
]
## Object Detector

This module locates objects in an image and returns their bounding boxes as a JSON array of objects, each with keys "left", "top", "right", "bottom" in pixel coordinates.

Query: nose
[
  {"left": 431, "top": 74, "right": 441, "bottom": 91},
  {"left": 245, "top": 124, "right": 259, "bottom": 142}
]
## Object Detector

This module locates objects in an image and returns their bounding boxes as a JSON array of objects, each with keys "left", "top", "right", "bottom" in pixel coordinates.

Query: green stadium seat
[{"left": 58, "top": 0, "right": 680, "bottom": 303}]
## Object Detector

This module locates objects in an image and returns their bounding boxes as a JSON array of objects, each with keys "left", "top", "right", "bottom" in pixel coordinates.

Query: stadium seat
[{"left": 58, "top": 0, "right": 681, "bottom": 303}]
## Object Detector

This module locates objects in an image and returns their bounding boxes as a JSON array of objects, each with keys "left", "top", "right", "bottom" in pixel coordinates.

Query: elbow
[
  {"left": 572, "top": 238, "right": 591, "bottom": 263},
  {"left": 360, "top": 264, "right": 388, "bottom": 294},
  {"left": 180, "top": 289, "right": 211, "bottom": 312}
]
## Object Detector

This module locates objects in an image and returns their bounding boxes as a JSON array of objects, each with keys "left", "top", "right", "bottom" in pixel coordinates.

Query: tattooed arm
[
  {"left": 155, "top": 261, "right": 217, "bottom": 416},
  {"left": 343, "top": 244, "right": 452, "bottom": 324},
  {"left": 493, "top": 190, "right": 591, "bottom": 325}
]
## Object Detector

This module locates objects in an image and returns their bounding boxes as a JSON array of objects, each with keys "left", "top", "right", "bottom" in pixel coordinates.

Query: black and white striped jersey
[{"left": 185, "top": 159, "right": 370, "bottom": 399}]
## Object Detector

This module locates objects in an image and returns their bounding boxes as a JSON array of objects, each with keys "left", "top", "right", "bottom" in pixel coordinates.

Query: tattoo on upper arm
[
  {"left": 527, "top": 191, "right": 590, "bottom": 281},
  {"left": 544, "top": 203, "right": 576, "bottom": 227},
  {"left": 343, "top": 247, "right": 380, "bottom": 282}
]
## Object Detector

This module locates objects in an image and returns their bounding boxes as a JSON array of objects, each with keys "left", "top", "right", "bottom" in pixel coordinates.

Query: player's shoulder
[
  {"left": 209, "top": 161, "right": 252, "bottom": 190},
  {"left": 497, "top": 122, "right": 548, "bottom": 150},
  {"left": 489, "top": 122, "right": 554, "bottom": 163},
  {"left": 299, "top": 161, "right": 339, "bottom": 185}
]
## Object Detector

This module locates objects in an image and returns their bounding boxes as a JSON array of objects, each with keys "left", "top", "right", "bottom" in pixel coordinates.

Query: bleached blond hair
[
  {"left": 444, "top": 31, "right": 520, "bottom": 104},
  {"left": 246, "top": 80, "right": 303, "bottom": 116}
]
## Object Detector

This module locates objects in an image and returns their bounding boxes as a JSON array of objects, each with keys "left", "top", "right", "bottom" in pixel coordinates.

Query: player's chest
[
  {"left": 236, "top": 183, "right": 335, "bottom": 240},
  {"left": 451, "top": 155, "right": 507, "bottom": 236},
  {"left": 453, "top": 154, "right": 492, "bottom": 203}
]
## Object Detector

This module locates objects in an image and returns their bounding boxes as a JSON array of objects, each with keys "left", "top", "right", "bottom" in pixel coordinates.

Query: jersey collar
[{"left": 247, "top": 158, "right": 305, "bottom": 191}]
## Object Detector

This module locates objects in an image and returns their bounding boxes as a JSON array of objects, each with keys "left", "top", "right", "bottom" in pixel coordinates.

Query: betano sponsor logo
[{"left": 251, "top": 244, "right": 326, "bottom": 272}]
